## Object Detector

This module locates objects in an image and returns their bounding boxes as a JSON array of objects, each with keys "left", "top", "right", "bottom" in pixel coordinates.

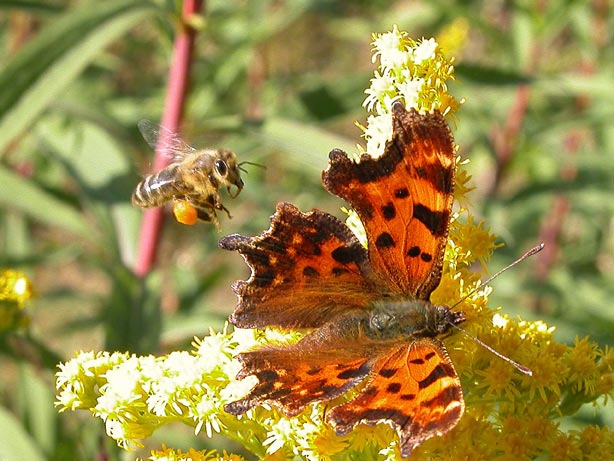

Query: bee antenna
[
  {"left": 451, "top": 243, "right": 544, "bottom": 311},
  {"left": 239, "top": 161, "right": 266, "bottom": 174}
]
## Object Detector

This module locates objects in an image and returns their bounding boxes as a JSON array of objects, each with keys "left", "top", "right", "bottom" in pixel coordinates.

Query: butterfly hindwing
[
  {"left": 327, "top": 339, "right": 463, "bottom": 458},
  {"left": 224, "top": 317, "right": 392, "bottom": 417},
  {"left": 322, "top": 103, "right": 455, "bottom": 299}
]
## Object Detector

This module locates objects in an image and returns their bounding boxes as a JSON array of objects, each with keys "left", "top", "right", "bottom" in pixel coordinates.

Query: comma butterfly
[{"left": 220, "top": 102, "right": 465, "bottom": 457}]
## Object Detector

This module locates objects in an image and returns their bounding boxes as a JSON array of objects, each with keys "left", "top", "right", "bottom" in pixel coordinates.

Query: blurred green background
[{"left": 0, "top": 1, "right": 612, "bottom": 460}]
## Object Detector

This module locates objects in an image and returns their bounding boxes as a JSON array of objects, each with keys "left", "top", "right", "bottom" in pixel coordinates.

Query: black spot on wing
[
  {"left": 253, "top": 269, "right": 276, "bottom": 287},
  {"left": 413, "top": 204, "right": 449, "bottom": 236},
  {"left": 418, "top": 363, "right": 455, "bottom": 390},
  {"left": 437, "top": 164, "right": 455, "bottom": 195},
  {"left": 415, "top": 166, "right": 428, "bottom": 179},
  {"left": 382, "top": 202, "right": 396, "bottom": 220},
  {"left": 379, "top": 368, "right": 399, "bottom": 378},
  {"left": 331, "top": 245, "right": 361, "bottom": 265},
  {"left": 257, "top": 369, "right": 279, "bottom": 381},
  {"left": 336, "top": 362, "right": 370, "bottom": 380},
  {"left": 387, "top": 383, "right": 402, "bottom": 393},
  {"left": 303, "top": 266, "right": 318, "bottom": 277},
  {"left": 395, "top": 187, "right": 409, "bottom": 198},
  {"left": 375, "top": 232, "right": 395, "bottom": 248},
  {"left": 269, "top": 388, "right": 292, "bottom": 399},
  {"left": 337, "top": 368, "right": 363, "bottom": 380}
]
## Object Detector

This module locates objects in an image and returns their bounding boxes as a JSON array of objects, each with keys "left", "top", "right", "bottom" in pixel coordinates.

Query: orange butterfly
[{"left": 220, "top": 102, "right": 463, "bottom": 457}]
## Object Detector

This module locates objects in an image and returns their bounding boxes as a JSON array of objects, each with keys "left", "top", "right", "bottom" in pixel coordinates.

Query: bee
[{"left": 132, "top": 120, "right": 250, "bottom": 226}]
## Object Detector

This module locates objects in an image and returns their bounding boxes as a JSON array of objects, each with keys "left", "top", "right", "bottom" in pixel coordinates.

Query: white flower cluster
[{"left": 361, "top": 25, "right": 455, "bottom": 159}]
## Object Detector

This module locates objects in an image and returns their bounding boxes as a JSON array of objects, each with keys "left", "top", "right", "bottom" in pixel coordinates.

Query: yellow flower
[
  {"left": 143, "top": 446, "right": 246, "bottom": 461},
  {"left": 0, "top": 269, "right": 34, "bottom": 331},
  {"left": 567, "top": 336, "right": 600, "bottom": 395},
  {"left": 547, "top": 433, "right": 584, "bottom": 461},
  {"left": 578, "top": 426, "right": 614, "bottom": 460}
]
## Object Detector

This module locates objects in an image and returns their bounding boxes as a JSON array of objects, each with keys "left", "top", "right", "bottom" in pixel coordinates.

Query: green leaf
[
  {"left": 0, "top": 166, "right": 89, "bottom": 237},
  {"left": 0, "top": 0, "right": 156, "bottom": 153},
  {"left": 260, "top": 116, "right": 356, "bottom": 174},
  {"left": 0, "top": 406, "right": 46, "bottom": 461},
  {"left": 18, "top": 364, "right": 57, "bottom": 455},
  {"left": 0, "top": 1, "right": 63, "bottom": 14}
]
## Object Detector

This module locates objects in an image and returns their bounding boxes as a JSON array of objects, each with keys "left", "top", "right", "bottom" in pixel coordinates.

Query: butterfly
[{"left": 219, "top": 102, "right": 464, "bottom": 457}]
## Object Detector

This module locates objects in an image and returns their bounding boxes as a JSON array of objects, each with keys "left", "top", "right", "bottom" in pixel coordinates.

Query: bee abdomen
[{"left": 132, "top": 165, "right": 185, "bottom": 208}]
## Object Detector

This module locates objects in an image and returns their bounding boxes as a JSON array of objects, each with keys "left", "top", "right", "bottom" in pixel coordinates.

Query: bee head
[{"left": 214, "top": 149, "right": 244, "bottom": 198}]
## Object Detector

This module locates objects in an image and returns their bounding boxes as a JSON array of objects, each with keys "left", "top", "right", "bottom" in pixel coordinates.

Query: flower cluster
[
  {"left": 55, "top": 27, "right": 614, "bottom": 461},
  {"left": 359, "top": 26, "right": 462, "bottom": 160},
  {"left": 0, "top": 269, "right": 34, "bottom": 331}
]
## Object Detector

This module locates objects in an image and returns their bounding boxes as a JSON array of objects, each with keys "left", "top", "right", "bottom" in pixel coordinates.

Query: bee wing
[{"left": 137, "top": 120, "right": 197, "bottom": 160}]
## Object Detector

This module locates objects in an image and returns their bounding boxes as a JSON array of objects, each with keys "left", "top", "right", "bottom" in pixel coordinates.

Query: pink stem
[{"left": 134, "top": 0, "right": 204, "bottom": 277}]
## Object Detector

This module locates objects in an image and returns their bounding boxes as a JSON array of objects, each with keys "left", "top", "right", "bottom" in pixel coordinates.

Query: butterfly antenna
[
  {"left": 451, "top": 243, "right": 544, "bottom": 311},
  {"left": 450, "top": 323, "right": 533, "bottom": 376},
  {"left": 448, "top": 243, "right": 544, "bottom": 376}
]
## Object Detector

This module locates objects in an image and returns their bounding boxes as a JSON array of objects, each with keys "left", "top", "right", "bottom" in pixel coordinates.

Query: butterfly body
[
  {"left": 221, "top": 103, "right": 462, "bottom": 457},
  {"left": 365, "top": 299, "right": 465, "bottom": 341}
]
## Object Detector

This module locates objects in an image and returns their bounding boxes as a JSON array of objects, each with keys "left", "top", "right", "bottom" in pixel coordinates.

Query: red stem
[{"left": 134, "top": 0, "right": 204, "bottom": 277}]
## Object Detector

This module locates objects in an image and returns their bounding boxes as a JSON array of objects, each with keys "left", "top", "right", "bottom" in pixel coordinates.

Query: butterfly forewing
[
  {"left": 322, "top": 104, "right": 455, "bottom": 299},
  {"left": 219, "top": 202, "right": 377, "bottom": 329}
]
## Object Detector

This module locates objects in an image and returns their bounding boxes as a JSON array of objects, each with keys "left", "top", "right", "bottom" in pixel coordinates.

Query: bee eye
[{"left": 215, "top": 159, "right": 228, "bottom": 176}]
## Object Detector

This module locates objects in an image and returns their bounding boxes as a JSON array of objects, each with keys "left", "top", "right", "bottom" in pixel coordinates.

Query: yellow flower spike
[
  {"left": 524, "top": 415, "right": 559, "bottom": 447},
  {"left": 548, "top": 432, "right": 584, "bottom": 461},
  {"left": 474, "top": 358, "right": 522, "bottom": 402},
  {"left": 0, "top": 269, "right": 33, "bottom": 306},
  {"left": 525, "top": 340, "right": 568, "bottom": 403},
  {"left": 497, "top": 415, "right": 543, "bottom": 459},
  {"left": 567, "top": 336, "right": 600, "bottom": 394},
  {"left": 143, "top": 446, "right": 247, "bottom": 461},
  {"left": 0, "top": 269, "right": 34, "bottom": 331},
  {"left": 437, "top": 17, "right": 470, "bottom": 57},
  {"left": 578, "top": 426, "right": 614, "bottom": 459},
  {"left": 558, "top": 338, "right": 614, "bottom": 415}
]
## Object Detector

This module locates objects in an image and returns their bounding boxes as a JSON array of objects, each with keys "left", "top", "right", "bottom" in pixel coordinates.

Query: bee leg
[
  {"left": 195, "top": 208, "right": 220, "bottom": 229},
  {"left": 188, "top": 200, "right": 220, "bottom": 228},
  {"left": 195, "top": 207, "right": 215, "bottom": 223},
  {"left": 219, "top": 203, "right": 232, "bottom": 219},
  {"left": 209, "top": 193, "right": 232, "bottom": 218},
  {"left": 204, "top": 194, "right": 232, "bottom": 219}
]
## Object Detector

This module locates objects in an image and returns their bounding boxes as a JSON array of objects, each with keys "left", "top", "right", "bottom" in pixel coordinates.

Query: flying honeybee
[{"left": 132, "top": 120, "right": 253, "bottom": 226}]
